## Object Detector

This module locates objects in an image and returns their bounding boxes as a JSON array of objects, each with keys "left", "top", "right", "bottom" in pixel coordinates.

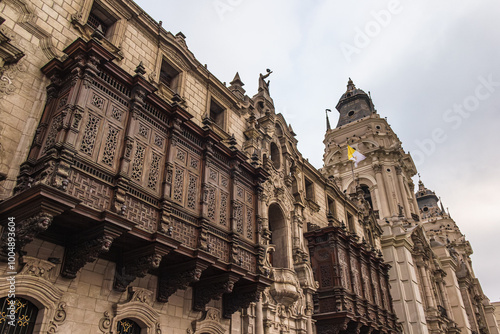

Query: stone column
[
  {"left": 396, "top": 166, "right": 412, "bottom": 218},
  {"left": 409, "top": 181, "right": 421, "bottom": 218},
  {"left": 373, "top": 164, "right": 390, "bottom": 218},
  {"left": 438, "top": 275, "right": 454, "bottom": 320},
  {"left": 256, "top": 295, "right": 264, "bottom": 334},
  {"left": 418, "top": 261, "right": 436, "bottom": 309}
]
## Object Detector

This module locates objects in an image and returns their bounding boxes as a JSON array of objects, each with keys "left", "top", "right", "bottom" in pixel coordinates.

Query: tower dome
[{"left": 335, "top": 78, "right": 375, "bottom": 127}]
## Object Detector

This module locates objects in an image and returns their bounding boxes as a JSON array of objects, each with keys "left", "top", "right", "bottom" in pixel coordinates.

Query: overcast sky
[{"left": 136, "top": 0, "right": 500, "bottom": 301}]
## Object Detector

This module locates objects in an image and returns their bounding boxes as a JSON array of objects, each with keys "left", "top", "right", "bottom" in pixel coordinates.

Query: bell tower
[
  {"left": 322, "top": 79, "right": 430, "bottom": 334},
  {"left": 323, "top": 79, "right": 419, "bottom": 222}
]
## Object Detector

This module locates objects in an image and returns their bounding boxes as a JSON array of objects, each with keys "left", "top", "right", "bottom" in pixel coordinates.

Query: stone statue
[{"left": 259, "top": 68, "right": 273, "bottom": 91}]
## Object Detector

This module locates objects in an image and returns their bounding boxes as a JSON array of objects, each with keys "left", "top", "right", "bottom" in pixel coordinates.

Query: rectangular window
[
  {"left": 209, "top": 98, "right": 225, "bottom": 128},
  {"left": 305, "top": 177, "right": 314, "bottom": 200},
  {"left": 347, "top": 212, "right": 355, "bottom": 232},
  {"left": 160, "top": 59, "right": 180, "bottom": 92},
  {"left": 327, "top": 196, "right": 336, "bottom": 217}
]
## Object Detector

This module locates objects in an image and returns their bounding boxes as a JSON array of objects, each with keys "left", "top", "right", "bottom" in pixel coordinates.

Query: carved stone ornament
[
  {"left": 128, "top": 286, "right": 154, "bottom": 306},
  {"left": 98, "top": 311, "right": 112, "bottom": 334},
  {"left": 114, "top": 253, "right": 163, "bottom": 292},
  {"left": 0, "top": 59, "right": 27, "bottom": 99},
  {"left": 19, "top": 256, "right": 56, "bottom": 281},
  {"left": 47, "top": 302, "right": 67, "bottom": 333},
  {"left": 191, "top": 307, "right": 226, "bottom": 334},
  {"left": 372, "top": 164, "right": 382, "bottom": 174},
  {"left": 61, "top": 235, "right": 114, "bottom": 279}
]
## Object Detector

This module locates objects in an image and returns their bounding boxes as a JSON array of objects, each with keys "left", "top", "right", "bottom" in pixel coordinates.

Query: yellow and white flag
[{"left": 348, "top": 145, "right": 366, "bottom": 167}]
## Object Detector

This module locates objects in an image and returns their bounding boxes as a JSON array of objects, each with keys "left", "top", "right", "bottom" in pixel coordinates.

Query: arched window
[
  {"left": 268, "top": 204, "right": 289, "bottom": 268},
  {"left": 360, "top": 184, "right": 373, "bottom": 209},
  {"left": 116, "top": 318, "right": 141, "bottom": 334},
  {"left": 0, "top": 297, "right": 39, "bottom": 333},
  {"left": 270, "top": 142, "right": 280, "bottom": 169}
]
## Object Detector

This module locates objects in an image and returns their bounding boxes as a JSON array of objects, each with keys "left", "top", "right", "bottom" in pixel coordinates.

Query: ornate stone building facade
[{"left": 0, "top": 0, "right": 496, "bottom": 334}]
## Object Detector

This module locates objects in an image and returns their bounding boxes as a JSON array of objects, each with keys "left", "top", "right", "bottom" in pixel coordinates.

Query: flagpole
[{"left": 350, "top": 160, "right": 357, "bottom": 186}]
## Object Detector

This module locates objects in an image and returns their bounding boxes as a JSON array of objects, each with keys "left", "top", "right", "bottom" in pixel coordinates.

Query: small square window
[
  {"left": 209, "top": 99, "right": 225, "bottom": 128},
  {"left": 160, "top": 59, "right": 180, "bottom": 92}
]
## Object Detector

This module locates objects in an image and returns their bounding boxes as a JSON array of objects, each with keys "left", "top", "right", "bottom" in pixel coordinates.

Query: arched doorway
[{"left": 268, "top": 203, "right": 289, "bottom": 268}]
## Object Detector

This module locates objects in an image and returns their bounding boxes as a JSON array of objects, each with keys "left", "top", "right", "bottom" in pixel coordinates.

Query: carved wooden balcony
[
  {"left": 0, "top": 38, "right": 271, "bottom": 315},
  {"left": 304, "top": 225, "right": 399, "bottom": 334}
]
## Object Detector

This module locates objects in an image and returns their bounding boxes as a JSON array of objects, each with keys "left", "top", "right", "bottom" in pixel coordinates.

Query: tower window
[
  {"left": 348, "top": 110, "right": 355, "bottom": 117},
  {"left": 159, "top": 59, "right": 180, "bottom": 91},
  {"left": 209, "top": 98, "right": 225, "bottom": 128}
]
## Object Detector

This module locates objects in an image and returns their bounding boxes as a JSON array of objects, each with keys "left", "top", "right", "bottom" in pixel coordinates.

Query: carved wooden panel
[
  {"left": 101, "top": 126, "right": 119, "bottom": 166},
  {"left": 171, "top": 144, "right": 200, "bottom": 212},
  {"left": 67, "top": 169, "right": 111, "bottom": 210},
  {"left": 319, "top": 297, "right": 336, "bottom": 313},
  {"left": 381, "top": 276, "right": 390, "bottom": 310},
  {"left": 70, "top": 90, "right": 126, "bottom": 171},
  {"left": 361, "top": 263, "right": 372, "bottom": 303},
  {"left": 131, "top": 143, "right": 146, "bottom": 181},
  {"left": 207, "top": 234, "right": 229, "bottom": 262},
  {"left": 319, "top": 262, "right": 333, "bottom": 288},
  {"left": 42, "top": 112, "right": 64, "bottom": 155},
  {"left": 80, "top": 113, "right": 102, "bottom": 156},
  {"left": 351, "top": 256, "right": 362, "bottom": 298},
  {"left": 239, "top": 248, "right": 257, "bottom": 272},
  {"left": 234, "top": 201, "right": 243, "bottom": 234},
  {"left": 171, "top": 218, "right": 197, "bottom": 248},
  {"left": 124, "top": 195, "right": 158, "bottom": 232},
  {"left": 205, "top": 162, "right": 231, "bottom": 229},
  {"left": 232, "top": 182, "right": 255, "bottom": 241},
  {"left": 372, "top": 270, "right": 381, "bottom": 307},
  {"left": 338, "top": 248, "right": 350, "bottom": 291}
]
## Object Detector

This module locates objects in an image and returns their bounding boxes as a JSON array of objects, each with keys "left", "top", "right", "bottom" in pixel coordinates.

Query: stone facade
[{"left": 0, "top": 1, "right": 496, "bottom": 334}]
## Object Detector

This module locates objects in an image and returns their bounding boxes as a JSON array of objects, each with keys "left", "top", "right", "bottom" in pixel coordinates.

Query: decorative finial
[
  {"left": 347, "top": 77, "right": 356, "bottom": 91},
  {"left": 230, "top": 72, "right": 244, "bottom": 87}
]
